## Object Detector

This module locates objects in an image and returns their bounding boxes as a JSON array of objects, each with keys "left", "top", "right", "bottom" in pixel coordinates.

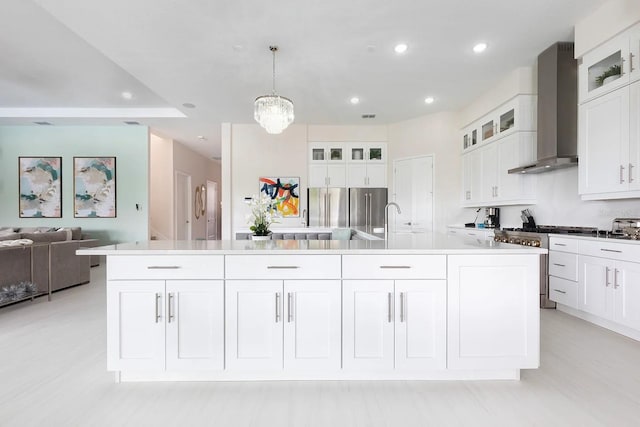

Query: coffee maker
[{"left": 484, "top": 207, "right": 500, "bottom": 229}]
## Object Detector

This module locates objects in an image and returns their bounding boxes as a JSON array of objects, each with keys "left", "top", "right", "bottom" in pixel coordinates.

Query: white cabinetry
[
  {"left": 308, "top": 142, "right": 346, "bottom": 188},
  {"left": 225, "top": 255, "right": 342, "bottom": 371},
  {"left": 447, "top": 255, "right": 539, "bottom": 370},
  {"left": 461, "top": 95, "right": 537, "bottom": 207},
  {"left": 577, "top": 240, "right": 640, "bottom": 331},
  {"left": 342, "top": 255, "right": 447, "bottom": 372},
  {"left": 579, "top": 22, "right": 640, "bottom": 103},
  {"left": 106, "top": 255, "right": 225, "bottom": 372},
  {"left": 548, "top": 236, "right": 579, "bottom": 309},
  {"left": 578, "top": 22, "right": 640, "bottom": 200},
  {"left": 579, "top": 85, "right": 633, "bottom": 197},
  {"left": 447, "top": 226, "right": 495, "bottom": 241},
  {"left": 346, "top": 142, "right": 387, "bottom": 187}
]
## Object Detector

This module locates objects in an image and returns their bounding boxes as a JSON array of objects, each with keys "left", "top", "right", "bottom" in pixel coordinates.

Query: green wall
[{"left": 0, "top": 126, "right": 149, "bottom": 244}]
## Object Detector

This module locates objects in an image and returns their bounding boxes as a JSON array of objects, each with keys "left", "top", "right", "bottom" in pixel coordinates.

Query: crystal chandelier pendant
[{"left": 254, "top": 46, "right": 295, "bottom": 134}]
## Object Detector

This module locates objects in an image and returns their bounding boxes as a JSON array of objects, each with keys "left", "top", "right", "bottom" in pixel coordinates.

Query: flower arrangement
[
  {"left": 247, "top": 194, "right": 280, "bottom": 236},
  {"left": 595, "top": 64, "right": 621, "bottom": 86}
]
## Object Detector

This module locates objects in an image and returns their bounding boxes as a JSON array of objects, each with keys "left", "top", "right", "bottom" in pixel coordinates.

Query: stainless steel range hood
[{"left": 508, "top": 42, "right": 577, "bottom": 175}]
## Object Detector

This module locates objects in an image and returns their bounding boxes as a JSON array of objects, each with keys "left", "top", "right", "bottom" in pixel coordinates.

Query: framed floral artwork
[
  {"left": 19, "top": 157, "right": 62, "bottom": 218},
  {"left": 74, "top": 157, "right": 116, "bottom": 218}
]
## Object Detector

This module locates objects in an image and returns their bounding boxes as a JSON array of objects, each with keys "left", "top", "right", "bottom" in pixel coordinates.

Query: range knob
[{"left": 531, "top": 240, "right": 541, "bottom": 247}]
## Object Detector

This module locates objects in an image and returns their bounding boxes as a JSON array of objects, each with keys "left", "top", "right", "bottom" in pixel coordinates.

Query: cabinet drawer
[
  {"left": 548, "top": 237, "right": 578, "bottom": 253},
  {"left": 549, "top": 276, "right": 578, "bottom": 309},
  {"left": 342, "top": 255, "right": 446, "bottom": 279},
  {"left": 225, "top": 255, "right": 341, "bottom": 279},
  {"left": 579, "top": 240, "right": 640, "bottom": 263},
  {"left": 549, "top": 251, "right": 578, "bottom": 281},
  {"left": 107, "top": 255, "right": 224, "bottom": 280}
]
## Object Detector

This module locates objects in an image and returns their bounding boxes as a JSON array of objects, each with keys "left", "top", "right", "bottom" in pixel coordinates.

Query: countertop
[
  {"left": 547, "top": 233, "right": 640, "bottom": 245},
  {"left": 77, "top": 232, "right": 547, "bottom": 256}
]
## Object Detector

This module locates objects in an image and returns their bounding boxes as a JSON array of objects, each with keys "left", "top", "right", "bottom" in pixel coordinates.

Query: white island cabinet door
[
  {"left": 225, "top": 281, "right": 283, "bottom": 371},
  {"left": 165, "top": 281, "right": 224, "bottom": 371},
  {"left": 447, "top": 255, "right": 539, "bottom": 370},
  {"left": 283, "top": 280, "right": 341, "bottom": 371},
  {"left": 394, "top": 280, "right": 447, "bottom": 371},
  {"left": 107, "top": 281, "right": 166, "bottom": 371},
  {"left": 343, "top": 280, "right": 394, "bottom": 371}
]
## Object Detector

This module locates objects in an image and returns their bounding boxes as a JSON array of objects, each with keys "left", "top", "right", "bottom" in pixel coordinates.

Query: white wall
[
  {"left": 149, "top": 134, "right": 174, "bottom": 239},
  {"left": 149, "top": 135, "right": 222, "bottom": 240},
  {"left": 0, "top": 125, "right": 149, "bottom": 244},
  {"left": 229, "top": 124, "right": 308, "bottom": 233},
  {"left": 173, "top": 141, "right": 221, "bottom": 240},
  {"left": 574, "top": 0, "right": 640, "bottom": 58},
  {"left": 387, "top": 112, "right": 461, "bottom": 232}
]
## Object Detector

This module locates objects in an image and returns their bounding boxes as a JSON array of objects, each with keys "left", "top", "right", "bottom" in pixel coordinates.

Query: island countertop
[{"left": 78, "top": 232, "right": 547, "bottom": 255}]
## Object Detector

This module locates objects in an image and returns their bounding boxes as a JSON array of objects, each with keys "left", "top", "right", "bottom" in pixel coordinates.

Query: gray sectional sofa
[{"left": 0, "top": 227, "right": 100, "bottom": 296}]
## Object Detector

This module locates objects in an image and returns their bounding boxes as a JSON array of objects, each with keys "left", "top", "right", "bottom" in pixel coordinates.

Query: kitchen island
[{"left": 79, "top": 233, "right": 545, "bottom": 382}]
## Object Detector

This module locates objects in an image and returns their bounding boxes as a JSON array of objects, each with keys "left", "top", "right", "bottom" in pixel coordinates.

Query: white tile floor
[{"left": 2, "top": 264, "right": 640, "bottom": 426}]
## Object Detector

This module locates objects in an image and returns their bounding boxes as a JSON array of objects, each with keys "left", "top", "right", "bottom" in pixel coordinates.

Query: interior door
[
  {"left": 393, "top": 156, "right": 434, "bottom": 233},
  {"left": 175, "top": 171, "right": 192, "bottom": 240},
  {"left": 206, "top": 180, "right": 218, "bottom": 240}
]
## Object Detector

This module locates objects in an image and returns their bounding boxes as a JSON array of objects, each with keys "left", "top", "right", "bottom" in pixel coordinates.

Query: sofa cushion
[
  {"left": 21, "top": 231, "right": 68, "bottom": 243},
  {"left": 0, "top": 232, "right": 21, "bottom": 241},
  {"left": 56, "top": 227, "right": 81, "bottom": 240},
  {"left": 0, "top": 228, "right": 18, "bottom": 236},
  {"left": 18, "top": 227, "right": 56, "bottom": 234}
]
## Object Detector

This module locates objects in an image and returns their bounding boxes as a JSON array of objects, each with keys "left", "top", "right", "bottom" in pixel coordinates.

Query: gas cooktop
[{"left": 500, "top": 225, "right": 598, "bottom": 235}]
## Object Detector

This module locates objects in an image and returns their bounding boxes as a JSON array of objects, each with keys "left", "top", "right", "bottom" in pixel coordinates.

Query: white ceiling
[{"left": 0, "top": 0, "right": 607, "bottom": 159}]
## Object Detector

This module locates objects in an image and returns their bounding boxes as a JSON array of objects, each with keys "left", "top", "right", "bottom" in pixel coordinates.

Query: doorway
[
  {"left": 393, "top": 155, "right": 434, "bottom": 233},
  {"left": 175, "top": 171, "right": 192, "bottom": 240},
  {"left": 206, "top": 180, "right": 218, "bottom": 240}
]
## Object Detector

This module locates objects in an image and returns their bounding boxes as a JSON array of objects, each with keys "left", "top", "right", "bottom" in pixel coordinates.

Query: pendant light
[{"left": 254, "top": 46, "right": 294, "bottom": 134}]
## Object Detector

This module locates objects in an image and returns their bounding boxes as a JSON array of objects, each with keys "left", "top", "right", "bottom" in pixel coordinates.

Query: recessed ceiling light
[
  {"left": 394, "top": 43, "right": 408, "bottom": 54},
  {"left": 473, "top": 43, "right": 488, "bottom": 54},
  {"left": 424, "top": 96, "right": 435, "bottom": 104},
  {"left": 121, "top": 91, "right": 133, "bottom": 100},
  {"left": 182, "top": 103, "right": 196, "bottom": 109},
  {"left": 350, "top": 97, "right": 360, "bottom": 105},
  {"left": 197, "top": 135, "right": 207, "bottom": 141}
]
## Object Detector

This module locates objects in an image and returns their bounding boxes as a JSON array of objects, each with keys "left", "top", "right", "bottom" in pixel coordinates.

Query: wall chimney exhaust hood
[{"left": 508, "top": 42, "right": 577, "bottom": 174}]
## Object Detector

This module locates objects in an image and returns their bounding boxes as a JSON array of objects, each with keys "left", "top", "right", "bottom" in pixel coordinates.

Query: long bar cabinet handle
[
  {"left": 400, "top": 292, "right": 405, "bottom": 323},
  {"left": 601, "top": 248, "right": 622, "bottom": 253},
  {"left": 287, "top": 292, "right": 293, "bottom": 323},
  {"left": 267, "top": 266, "right": 300, "bottom": 269},
  {"left": 275, "top": 293, "right": 281, "bottom": 323},
  {"left": 553, "top": 263, "right": 566, "bottom": 267},
  {"left": 614, "top": 269, "right": 620, "bottom": 289},
  {"left": 155, "top": 293, "right": 161, "bottom": 323},
  {"left": 168, "top": 293, "right": 175, "bottom": 323},
  {"left": 629, "top": 163, "right": 634, "bottom": 183},
  {"left": 388, "top": 292, "right": 393, "bottom": 323},
  {"left": 380, "top": 265, "right": 411, "bottom": 269},
  {"left": 605, "top": 267, "right": 611, "bottom": 287},
  {"left": 148, "top": 266, "right": 181, "bottom": 270},
  {"left": 553, "top": 289, "right": 567, "bottom": 294},
  {"left": 620, "top": 165, "right": 626, "bottom": 184}
]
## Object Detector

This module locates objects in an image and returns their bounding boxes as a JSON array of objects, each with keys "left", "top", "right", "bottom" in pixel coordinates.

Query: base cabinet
[
  {"left": 107, "top": 280, "right": 224, "bottom": 372},
  {"left": 225, "top": 280, "right": 341, "bottom": 371},
  {"left": 342, "top": 279, "right": 447, "bottom": 371},
  {"left": 578, "top": 255, "right": 640, "bottom": 330},
  {"left": 447, "top": 255, "right": 539, "bottom": 370}
]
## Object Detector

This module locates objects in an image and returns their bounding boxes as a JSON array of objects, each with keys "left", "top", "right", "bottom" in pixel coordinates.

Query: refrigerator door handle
[
  {"left": 368, "top": 193, "right": 373, "bottom": 229},
  {"left": 364, "top": 193, "right": 369, "bottom": 228}
]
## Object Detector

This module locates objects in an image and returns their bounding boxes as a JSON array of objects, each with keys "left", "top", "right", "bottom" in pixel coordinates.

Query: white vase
[
  {"left": 602, "top": 74, "right": 621, "bottom": 85},
  {"left": 251, "top": 234, "right": 271, "bottom": 241}
]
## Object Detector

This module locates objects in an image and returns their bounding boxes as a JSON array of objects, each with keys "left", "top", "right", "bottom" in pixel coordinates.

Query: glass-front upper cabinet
[
  {"left": 482, "top": 119, "right": 495, "bottom": 141},
  {"left": 579, "top": 33, "right": 632, "bottom": 103},
  {"left": 347, "top": 143, "right": 386, "bottom": 163},
  {"left": 309, "top": 143, "right": 345, "bottom": 164},
  {"left": 499, "top": 109, "right": 515, "bottom": 133}
]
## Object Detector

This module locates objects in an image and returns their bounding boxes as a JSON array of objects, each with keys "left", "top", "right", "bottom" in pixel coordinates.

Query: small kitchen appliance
[{"left": 484, "top": 207, "right": 500, "bottom": 229}]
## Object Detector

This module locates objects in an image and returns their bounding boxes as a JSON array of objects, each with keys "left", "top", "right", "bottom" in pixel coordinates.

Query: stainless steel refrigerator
[
  {"left": 307, "top": 188, "right": 348, "bottom": 227},
  {"left": 349, "top": 188, "right": 387, "bottom": 231}
]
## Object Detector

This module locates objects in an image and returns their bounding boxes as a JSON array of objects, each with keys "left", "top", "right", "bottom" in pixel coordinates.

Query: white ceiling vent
[
  {"left": 123, "top": 121, "right": 140, "bottom": 125},
  {"left": 361, "top": 114, "right": 376, "bottom": 119}
]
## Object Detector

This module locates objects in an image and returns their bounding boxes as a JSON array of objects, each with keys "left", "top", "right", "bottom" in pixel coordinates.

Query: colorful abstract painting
[
  {"left": 259, "top": 177, "right": 300, "bottom": 217},
  {"left": 19, "top": 157, "right": 62, "bottom": 218},
  {"left": 74, "top": 157, "right": 116, "bottom": 218}
]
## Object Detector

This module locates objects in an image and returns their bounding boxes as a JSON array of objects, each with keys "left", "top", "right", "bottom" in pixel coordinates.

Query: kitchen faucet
[{"left": 384, "top": 202, "right": 401, "bottom": 240}]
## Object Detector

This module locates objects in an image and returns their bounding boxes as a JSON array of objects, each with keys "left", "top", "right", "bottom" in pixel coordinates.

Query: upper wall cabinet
[
  {"left": 308, "top": 143, "right": 346, "bottom": 188},
  {"left": 461, "top": 95, "right": 536, "bottom": 152},
  {"left": 579, "top": 22, "right": 640, "bottom": 104},
  {"left": 346, "top": 143, "right": 387, "bottom": 188}
]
